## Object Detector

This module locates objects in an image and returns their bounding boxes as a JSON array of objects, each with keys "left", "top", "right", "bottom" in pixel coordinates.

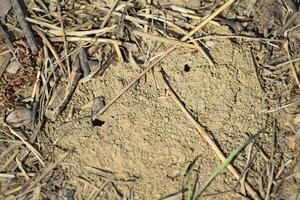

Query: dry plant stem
[
  {"left": 0, "top": 53, "right": 12, "bottom": 78},
  {"left": 190, "top": 35, "right": 284, "bottom": 43},
  {"left": 86, "top": 180, "right": 109, "bottom": 200},
  {"left": 284, "top": 42, "right": 300, "bottom": 88},
  {"left": 34, "top": 27, "right": 66, "bottom": 76},
  {"left": 11, "top": 0, "right": 38, "bottom": 53},
  {"left": 7, "top": 126, "right": 45, "bottom": 167},
  {"left": 250, "top": 48, "right": 265, "bottom": 92},
  {"left": 94, "top": 45, "right": 176, "bottom": 117},
  {"left": 19, "top": 152, "right": 70, "bottom": 196},
  {"left": 100, "top": 0, "right": 120, "bottom": 28},
  {"left": 49, "top": 36, "right": 121, "bottom": 44},
  {"left": 113, "top": 42, "right": 124, "bottom": 64},
  {"left": 159, "top": 70, "right": 261, "bottom": 200},
  {"left": 0, "top": 23, "right": 20, "bottom": 65},
  {"left": 133, "top": 30, "right": 198, "bottom": 49},
  {"left": 276, "top": 57, "right": 300, "bottom": 67},
  {"left": 138, "top": 12, "right": 214, "bottom": 65},
  {"left": 261, "top": 98, "right": 300, "bottom": 113},
  {"left": 181, "top": 0, "right": 236, "bottom": 41},
  {"left": 57, "top": 1, "right": 71, "bottom": 78},
  {"left": 47, "top": 25, "right": 116, "bottom": 37},
  {"left": 45, "top": 57, "right": 82, "bottom": 121},
  {"left": 94, "top": 6, "right": 149, "bottom": 26},
  {"left": 144, "top": 0, "right": 151, "bottom": 33},
  {"left": 0, "top": 22, "right": 15, "bottom": 53},
  {"left": 26, "top": 17, "right": 61, "bottom": 30},
  {"left": 264, "top": 133, "right": 275, "bottom": 200},
  {"left": 16, "top": 158, "right": 30, "bottom": 180}
]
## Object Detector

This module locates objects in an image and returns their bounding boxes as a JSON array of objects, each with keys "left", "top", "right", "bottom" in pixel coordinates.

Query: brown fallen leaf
[
  {"left": 5, "top": 107, "right": 32, "bottom": 127},
  {"left": 81, "top": 96, "right": 105, "bottom": 114}
]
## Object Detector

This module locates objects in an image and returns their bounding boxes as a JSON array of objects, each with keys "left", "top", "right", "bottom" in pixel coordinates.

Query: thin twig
[
  {"left": 190, "top": 35, "right": 284, "bottom": 43},
  {"left": 284, "top": 42, "right": 300, "bottom": 88},
  {"left": 57, "top": 1, "right": 71, "bottom": 78},
  {"left": 7, "top": 126, "right": 45, "bottom": 167},
  {"left": 143, "top": 0, "right": 151, "bottom": 33},
  {"left": 0, "top": 21, "right": 15, "bottom": 53},
  {"left": 0, "top": 53, "right": 12, "bottom": 78},
  {"left": 49, "top": 36, "right": 122, "bottom": 44},
  {"left": 47, "top": 25, "right": 116, "bottom": 37},
  {"left": 276, "top": 57, "right": 300, "bottom": 68},
  {"left": 100, "top": 0, "right": 120, "bottom": 28},
  {"left": 250, "top": 48, "right": 265, "bottom": 92},
  {"left": 181, "top": 0, "right": 236, "bottom": 41},
  {"left": 133, "top": 30, "right": 198, "bottom": 49},
  {"left": 34, "top": 27, "right": 66, "bottom": 76},
  {"left": 19, "top": 151, "right": 70, "bottom": 196}
]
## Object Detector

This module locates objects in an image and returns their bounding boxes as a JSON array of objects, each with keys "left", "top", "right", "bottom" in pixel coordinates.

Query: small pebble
[{"left": 6, "top": 60, "right": 20, "bottom": 74}]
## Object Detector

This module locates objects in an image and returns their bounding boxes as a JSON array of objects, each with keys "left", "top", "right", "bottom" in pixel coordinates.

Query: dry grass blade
[
  {"left": 7, "top": 126, "right": 45, "bottom": 167},
  {"left": 0, "top": 53, "right": 12, "bottom": 78},
  {"left": 32, "top": 185, "right": 41, "bottom": 200},
  {"left": 16, "top": 157, "right": 30, "bottom": 180},
  {"left": 100, "top": 0, "right": 120, "bottom": 28},
  {"left": 86, "top": 180, "right": 109, "bottom": 200},
  {"left": 160, "top": 190, "right": 187, "bottom": 200},
  {"left": 47, "top": 25, "right": 117, "bottom": 37},
  {"left": 49, "top": 36, "right": 121, "bottom": 44},
  {"left": 181, "top": 0, "right": 236, "bottom": 41},
  {"left": 113, "top": 42, "right": 124, "bottom": 64},
  {"left": 45, "top": 56, "right": 82, "bottom": 121},
  {"left": 0, "top": 22, "right": 15, "bottom": 53},
  {"left": 19, "top": 151, "right": 70, "bottom": 195},
  {"left": 133, "top": 30, "right": 198, "bottom": 49},
  {"left": 250, "top": 48, "right": 265, "bottom": 92},
  {"left": 284, "top": 42, "right": 300, "bottom": 88},
  {"left": 158, "top": 69, "right": 261, "bottom": 200},
  {"left": 26, "top": 17, "right": 61, "bottom": 30},
  {"left": 84, "top": 166, "right": 137, "bottom": 183},
  {"left": 34, "top": 27, "right": 66, "bottom": 75},
  {"left": 190, "top": 35, "right": 284, "bottom": 43},
  {"left": 193, "top": 138, "right": 252, "bottom": 199},
  {"left": 57, "top": 1, "right": 70, "bottom": 78}
]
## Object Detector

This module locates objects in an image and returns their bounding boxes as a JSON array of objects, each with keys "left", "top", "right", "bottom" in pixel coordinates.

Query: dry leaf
[
  {"left": 0, "top": 0, "right": 12, "bottom": 23},
  {"left": 5, "top": 107, "right": 32, "bottom": 127},
  {"left": 79, "top": 48, "right": 90, "bottom": 77},
  {"left": 81, "top": 96, "right": 105, "bottom": 114}
]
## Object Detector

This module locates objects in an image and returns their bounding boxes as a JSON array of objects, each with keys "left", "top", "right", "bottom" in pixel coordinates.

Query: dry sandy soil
[
  {"left": 44, "top": 30, "right": 296, "bottom": 200},
  {"left": 1, "top": 0, "right": 300, "bottom": 199}
]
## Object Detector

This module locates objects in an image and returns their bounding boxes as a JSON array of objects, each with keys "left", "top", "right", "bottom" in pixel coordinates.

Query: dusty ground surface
[
  {"left": 43, "top": 33, "right": 294, "bottom": 199},
  {"left": 1, "top": 0, "right": 300, "bottom": 199}
]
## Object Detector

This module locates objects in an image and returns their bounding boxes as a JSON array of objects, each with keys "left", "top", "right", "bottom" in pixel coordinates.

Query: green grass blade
[{"left": 194, "top": 139, "right": 252, "bottom": 199}]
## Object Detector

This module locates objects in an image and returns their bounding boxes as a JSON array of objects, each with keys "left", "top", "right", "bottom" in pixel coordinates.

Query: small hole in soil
[
  {"left": 92, "top": 119, "right": 105, "bottom": 127},
  {"left": 184, "top": 64, "right": 190, "bottom": 72}
]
